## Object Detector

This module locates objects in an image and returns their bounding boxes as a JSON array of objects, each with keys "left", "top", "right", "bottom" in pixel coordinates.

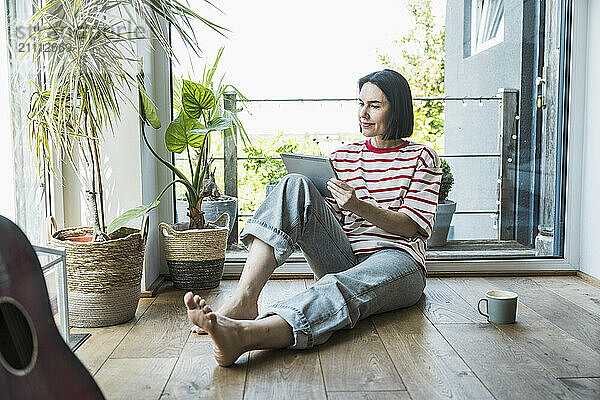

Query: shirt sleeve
[{"left": 398, "top": 146, "right": 442, "bottom": 238}]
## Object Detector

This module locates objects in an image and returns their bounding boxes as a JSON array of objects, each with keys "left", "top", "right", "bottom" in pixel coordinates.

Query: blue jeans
[{"left": 240, "top": 174, "right": 427, "bottom": 349}]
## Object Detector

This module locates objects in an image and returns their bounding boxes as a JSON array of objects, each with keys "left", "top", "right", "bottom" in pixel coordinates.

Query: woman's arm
[{"left": 326, "top": 178, "right": 423, "bottom": 238}]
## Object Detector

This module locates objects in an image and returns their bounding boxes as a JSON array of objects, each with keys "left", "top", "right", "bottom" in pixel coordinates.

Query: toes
[
  {"left": 191, "top": 325, "right": 208, "bottom": 335},
  {"left": 199, "top": 299, "right": 206, "bottom": 307},
  {"left": 207, "top": 312, "right": 217, "bottom": 324},
  {"left": 203, "top": 305, "right": 212, "bottom": 313},
  {"left": 184, "top": 292, "right": 197, "bottom": 310}
]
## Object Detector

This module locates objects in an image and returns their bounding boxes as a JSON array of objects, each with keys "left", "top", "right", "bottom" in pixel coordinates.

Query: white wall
[
  {"left": 578, "top": 0, "right": 600, "bottom": 280},
  {"left": 61, "top": 24, "right": 173, "bottom": 290},
  {"left": 138, "top": 19, "right": 174, "bottom": 287}
]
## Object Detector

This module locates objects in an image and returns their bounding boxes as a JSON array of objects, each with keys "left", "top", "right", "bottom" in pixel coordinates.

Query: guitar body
[{"left": 0, "top": 215, "right": 104, "bottom": 399}]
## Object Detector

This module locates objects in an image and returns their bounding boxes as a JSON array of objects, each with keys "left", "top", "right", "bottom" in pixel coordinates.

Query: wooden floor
[{"left": 72, "top": 276, "right": 600, "bottom": 400}]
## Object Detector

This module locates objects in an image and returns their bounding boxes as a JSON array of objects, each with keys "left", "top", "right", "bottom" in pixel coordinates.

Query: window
[
  {"left": 471, "top": 0, "right": 504, "bottom": 54},
  {"left": 2, "top": 0, "right": 48, "bottom": 245}
]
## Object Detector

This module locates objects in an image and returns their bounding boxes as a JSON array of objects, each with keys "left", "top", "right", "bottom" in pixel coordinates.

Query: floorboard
[
  {"left": 110, "top": 289, "right": 191, "bottom": 359},
  {"left": 72, "top": 297, "right": 155, "bottom": 375},
  {"left": 418, "top": 278, "right": 487, "bottom": 323},
  {"left": 557, "top": 377, "right": 600, "bottom": 399},
  {"left": 484, "top": 277, "right": 600, "bottom": 353},
  {"left": 373, "top": 305, "right": 495, "bottom": 400},
  {"left": 160, "top": 338, "right": 248, "bottom": 400},
  {"left": 319, "top": 319, "right": 405, "bottom": 392},
  {"left": 531, "top": 276, "right": 600, "bottom": 316},
  {"left": 94, "top": 357, "right": 178, "bottom": 400},
  {"left": 327, "top": 391, "right": 412, "bottom": 400},
  {"left": 244, "top": 279, "right": 327, "bottom": 399},
  {"left": 73, "top": 276, "right": 600, "bottom": 400},
  {"left": 436, "top": 323, "right": 588, "bottom": 400},
  {"left": 441, "top": 277, "right": 600, "bottom": 378}
]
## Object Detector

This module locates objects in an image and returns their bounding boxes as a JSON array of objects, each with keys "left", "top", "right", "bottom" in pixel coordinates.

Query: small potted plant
[{"left": 427, "top": 159, "right": 456, "bottom": 248}]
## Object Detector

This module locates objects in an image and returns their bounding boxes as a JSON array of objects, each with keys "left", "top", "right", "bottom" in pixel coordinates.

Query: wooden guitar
[{"left": 0, "top": 215, "right": 104, "bottom": 399}]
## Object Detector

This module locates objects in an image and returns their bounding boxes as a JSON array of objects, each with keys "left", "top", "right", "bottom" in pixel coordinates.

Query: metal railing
[{"left": 213, "top": 90, "right": 519, "bottom": 243}]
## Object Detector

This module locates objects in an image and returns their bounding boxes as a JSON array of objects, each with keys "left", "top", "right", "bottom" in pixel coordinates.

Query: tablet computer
[{"left": 280, "top": 152, "right": 338, "bottom": 197}]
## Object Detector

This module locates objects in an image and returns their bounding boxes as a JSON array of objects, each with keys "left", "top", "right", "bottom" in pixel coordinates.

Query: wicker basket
[
  {"left": 160, "top": 213, "right": 229, "bottom": 290},
  {"left": 48, "top": 216, "right": 149, "bottom": 328}
]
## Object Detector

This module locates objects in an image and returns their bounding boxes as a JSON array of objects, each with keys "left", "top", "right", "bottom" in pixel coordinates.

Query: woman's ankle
[{"left": 243, "top": 315, "right": 294, "bottom": 350}]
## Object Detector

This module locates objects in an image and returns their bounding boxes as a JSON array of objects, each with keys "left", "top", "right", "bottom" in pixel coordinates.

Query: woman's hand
[{"left": 327, "top": 178, "right": 362, "bottom": 213}]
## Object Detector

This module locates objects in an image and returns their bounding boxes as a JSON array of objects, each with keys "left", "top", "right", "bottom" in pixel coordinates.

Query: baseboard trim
[
  {"left": 223, "top": 273, "right": 315, "bottom": 280},
  {"left": 141, "top": 274, "right": 166, "bottom": 298},
  {"left": 222, "top": 271, "right": 579, "bottom": 279},
  {"left": 223, "top": 259, "right": 580, "bottom": 279},
  {"left": 576, "top": 271, "right": 600, "bottom": 288}
]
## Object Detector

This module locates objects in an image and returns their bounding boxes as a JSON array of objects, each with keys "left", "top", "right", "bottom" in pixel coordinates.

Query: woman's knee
[{"left": 280, "top": 173, "right": 311, "bottom": 189}]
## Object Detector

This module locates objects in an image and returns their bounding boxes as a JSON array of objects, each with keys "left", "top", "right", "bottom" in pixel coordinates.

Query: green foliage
[
  {"left": 165, "top": 112, "right": 204, "bottom": 153},
  {"left": 153, "top": 78, "right": 233, "bottom": 210},
  {"left": 139, "top": 84, "right": 162, "bottom": 129},
  {"left": 439, "top": 159, "right": 454, "bottom": 203},
  {"left": 173, "top": 47, "right": 252, "bottom": 150},
  {"left": 243, "top": 143, "right": 299, "bottom": 185},
  {"left": 106, "top": 200, "right": 160, "bottom": 235},
  {"left": 139, "top": 48, "right": 250, "bottom": 228},
  {"left": 182, "top": 79, "right": 216, "bottom": 119},
  {"left": 378, "top": 0, "right": 445, "bottom": 151},
  {"left": 237, "top": 134, "right": 321, "bottom": 225},
  {"left": 24, "top": 0, "right": 228, "bottom": 236}
]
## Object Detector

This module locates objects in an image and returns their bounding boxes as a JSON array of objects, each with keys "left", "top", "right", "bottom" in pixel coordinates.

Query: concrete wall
[{"left": 445, "top": 0, "right": 523, "bottom": 239}]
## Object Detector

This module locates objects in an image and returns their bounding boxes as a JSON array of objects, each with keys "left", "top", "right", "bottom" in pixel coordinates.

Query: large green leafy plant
[
  {"left": 25, "top": 0, "right": 227, "bottom": 240},
  {"left": 139, "top": 48, "right": 250, "bottom": 230}
]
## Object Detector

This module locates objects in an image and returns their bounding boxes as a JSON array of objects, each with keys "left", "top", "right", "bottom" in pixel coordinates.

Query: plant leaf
[
  {"left": 182, "top": 80, "right": 215, "bottom": 119},
  {"left": 139, "top": 85, "right": 161, "bottom": 129},
  {"left": 188, "top": 116, "right": 233, "bottom": 136},
  {"left": 107, "top": 200, "right": 160, "bottom": 235},
  {"left": 165, "top": 112, "right": 204, "bottom": 153}
]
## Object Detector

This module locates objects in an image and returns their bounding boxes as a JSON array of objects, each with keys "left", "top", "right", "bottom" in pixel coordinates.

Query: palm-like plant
[{"left": 25, "top": 0, "right": 227, "bottom": 240}]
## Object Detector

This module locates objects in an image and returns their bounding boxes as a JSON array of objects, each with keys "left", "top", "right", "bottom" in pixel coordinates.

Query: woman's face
[{"left": 358, "top": 82, "right": 391, "bottom": 139}]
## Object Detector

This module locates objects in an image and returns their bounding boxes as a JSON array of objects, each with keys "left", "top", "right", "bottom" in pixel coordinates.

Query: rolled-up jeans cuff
[
  {"left": 240, "top": 218, "right": 296, "bottom": 267},
  {"left": 256, "top": 304, "right": 313, "bottom": 349}
]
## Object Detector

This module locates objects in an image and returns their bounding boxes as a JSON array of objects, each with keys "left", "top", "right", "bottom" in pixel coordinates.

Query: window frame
[{"left": 471, "top": 0, "right": 505, "bottom": 55}]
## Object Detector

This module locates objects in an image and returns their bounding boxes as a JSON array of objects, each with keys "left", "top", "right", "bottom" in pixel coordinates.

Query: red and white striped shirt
[{"left": 325, "top": 138, "right": 442, "bottom": 274}]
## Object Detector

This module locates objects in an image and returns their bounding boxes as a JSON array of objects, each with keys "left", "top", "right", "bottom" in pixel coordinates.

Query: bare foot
[
  {"left": 184, "top": 292, "right": 249, "bottom": 367},
  {"left": 191, "top": 292, "right": 259, "bottom": 335}
]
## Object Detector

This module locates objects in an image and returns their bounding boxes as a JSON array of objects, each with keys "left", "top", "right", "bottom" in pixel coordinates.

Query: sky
[{"left": 172, "top": 0, "right": 446, "bottom": 135}]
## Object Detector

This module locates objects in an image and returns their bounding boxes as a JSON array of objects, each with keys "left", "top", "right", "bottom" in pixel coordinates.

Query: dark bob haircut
[{"left": 358, "top": 69, "right": 414, "bottom": 140}]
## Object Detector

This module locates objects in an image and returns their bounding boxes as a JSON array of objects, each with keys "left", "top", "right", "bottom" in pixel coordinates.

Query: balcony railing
[{"left": 217, "top": 90, "right": 518, "bottom": 246}]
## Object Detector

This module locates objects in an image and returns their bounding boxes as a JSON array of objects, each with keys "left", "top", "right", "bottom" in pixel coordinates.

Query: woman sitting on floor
[{"left": 184, "top": 68, "right": 442, "bottom": 367}]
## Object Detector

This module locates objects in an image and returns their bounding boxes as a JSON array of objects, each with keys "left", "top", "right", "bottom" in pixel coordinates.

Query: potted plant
[
  {"left": 172, "top": 48, "right": 249, "bottom": 235},
  {"left": 139, "top": 65, "right": 249, "bottom": 289},
  {"left": 243, "top": 143, "right": 297, "bottom": 196},
  {"left": 427, "top": 159, "right": 456, "bottom": 248},
  {"left": 25, "top": 0, "right": 226, "bottom": 327}
]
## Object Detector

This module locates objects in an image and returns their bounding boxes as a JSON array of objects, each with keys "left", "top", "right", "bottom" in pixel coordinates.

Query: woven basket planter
[
  {"left": 48, "top": 216, "right": 149, "bottom": 328},
  {"left": 160, "top": 213, "right": 229, "bottom": 290}
]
